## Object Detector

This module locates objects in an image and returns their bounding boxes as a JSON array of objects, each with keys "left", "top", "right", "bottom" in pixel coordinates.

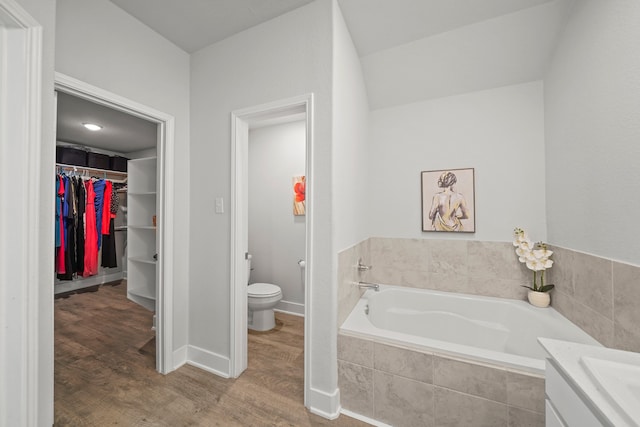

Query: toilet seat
[{"left": 248, "top": 283, "right": 281, "bottom": 298}]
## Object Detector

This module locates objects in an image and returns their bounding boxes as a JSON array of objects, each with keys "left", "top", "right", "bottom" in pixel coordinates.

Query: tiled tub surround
[
  {"left": 338, "top": 334, "right": 545, "bottom": 427},
  {"left": 337, "top": 238, "right": 532, "bottom": 328},
  {"left": 336, "top": 238, "right": 640, "bottom": 426},
  {"left": 547, "top": 246, "right": 640, "bottom": 353},
  {"left": 338, "top": 237, "right": 640, "bottom": 354}
]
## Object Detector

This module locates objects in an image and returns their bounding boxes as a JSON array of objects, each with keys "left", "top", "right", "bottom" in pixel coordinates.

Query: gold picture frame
[{"left": 421, "top": 168, "right": 475, "bottom": 233}]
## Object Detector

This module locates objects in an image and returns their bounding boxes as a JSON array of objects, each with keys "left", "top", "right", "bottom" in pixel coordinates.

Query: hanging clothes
[
  {"left": 56, "top": 175, "right": 66, "bottom": 274},
  {"left": 74, "top": 177, "right": 85, "bottom": 275},
  {"left": 101, "top": 181, "right": 117, "bottom": 268},
  {"left": 54, "top": 170, "right": 123, "bottom": 282},
  {"left": 55, "top": 177, "right": 61, "bottom": 249},
  {"left": 83, "top": 179, "right": 98, "bottom": 276},
  {"left": 93, "top": 179, "right": 106, "bottom": 249},
  {"left": 101, "top": 180, "right": 112, "bottom": 236},
  {"left": 58, "top": 176, "right": 75, "bottom": 281}
]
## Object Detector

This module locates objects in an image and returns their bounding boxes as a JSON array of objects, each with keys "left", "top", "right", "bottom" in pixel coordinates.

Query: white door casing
[
  {"left": 0, "top": 0, "right": 44, "bottom": 425},
  {"left": 53, "top": 72, "right": 176, "bottom": 375},
  {"left": 230, "top": 94, "right": 313, "bottom": 406}
]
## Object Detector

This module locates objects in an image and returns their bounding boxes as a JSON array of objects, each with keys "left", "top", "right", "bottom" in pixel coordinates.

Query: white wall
[
  {"left": 249, "top": 121, "right": 306, "bottom": 314},
  {"left": 368, "top": 81, "right": 547, "bottom": 242},
  {"left": 55, "top": 0, "right": 191, "bottom": 360},
  {"left": 189, "top": 0, "right": 337, "bottom": 414},
  {"left": 332, "top": 1, "right": 370, "bottom": 252},
  {"left": 545, "top": 1, "right": 640, "bottom": 265}
]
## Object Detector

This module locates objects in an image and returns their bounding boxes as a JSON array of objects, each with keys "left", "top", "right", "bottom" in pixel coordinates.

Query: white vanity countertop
[{"left": 539, "top": 338, "right": 640, "bottom": 427}]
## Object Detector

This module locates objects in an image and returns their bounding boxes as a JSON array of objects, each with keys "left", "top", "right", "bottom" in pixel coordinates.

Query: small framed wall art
[
  {"left": 421, "top": 168, "right": 475, "bottom": 233},
  {"left": 293, "top": 175, "right": 306, "bottom": 216}
]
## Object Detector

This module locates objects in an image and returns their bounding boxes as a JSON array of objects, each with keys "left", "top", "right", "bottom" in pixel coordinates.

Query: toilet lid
[{"left": 248, "top": 283, "right": 281, "bottom": 298}]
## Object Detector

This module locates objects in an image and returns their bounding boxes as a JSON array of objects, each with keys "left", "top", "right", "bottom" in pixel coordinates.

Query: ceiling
[
  {"left": 56, "top": 91, "right": 157, "bottom": 154},
  {"left": 108, "top": 0, "right": 553, "bottom": 55},
  {"left": 110, "top": 0, "right": 315, "bottom": 54},
  {"left": 58, "top": 0, "right": 564, "bottom": 152}
]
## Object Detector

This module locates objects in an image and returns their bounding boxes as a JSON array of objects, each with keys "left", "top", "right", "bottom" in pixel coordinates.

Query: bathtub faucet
[{"left": 358, "top": 281, "right": 380, "bottom": 292}]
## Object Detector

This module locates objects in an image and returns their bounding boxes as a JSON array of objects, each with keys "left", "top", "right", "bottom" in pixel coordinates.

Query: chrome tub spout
[{"left": 358, "top": 281, "right": 380, "bottom": 292}]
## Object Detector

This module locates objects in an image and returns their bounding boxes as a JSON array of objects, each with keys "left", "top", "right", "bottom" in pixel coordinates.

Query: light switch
[{"left": 215, "top": 197, "right": 224, "bottom": 213}]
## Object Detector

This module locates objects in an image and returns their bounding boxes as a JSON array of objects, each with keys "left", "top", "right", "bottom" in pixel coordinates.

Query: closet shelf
[
  {"left": 127, "top": 289, "right": 155, "bottom": 301},
  {"left": 129, "top": 191, "right": 156, "bottom": 196},
  {"left": 129, "top": 256, "right": 156, "bottom": 265},
  {"left": 127, "top": 156, "right": 157, "bottom": 313},
  {"left": 128, "top": 225, "right": 156, "bottom": 230}
]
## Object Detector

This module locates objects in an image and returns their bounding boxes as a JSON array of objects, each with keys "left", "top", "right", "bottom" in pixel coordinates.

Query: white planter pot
[{"left": 527, "top": 290, "right": 550, "bottom": 308}]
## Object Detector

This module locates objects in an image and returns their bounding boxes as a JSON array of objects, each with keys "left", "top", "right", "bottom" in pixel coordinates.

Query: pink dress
[{"left": 83, "top": 180, "right": 98, "bottom": 276}]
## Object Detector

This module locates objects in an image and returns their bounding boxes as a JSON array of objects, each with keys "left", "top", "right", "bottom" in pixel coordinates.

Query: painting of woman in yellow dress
[{"left": 422, "top": 168, "right": 475, "bottom": 232}]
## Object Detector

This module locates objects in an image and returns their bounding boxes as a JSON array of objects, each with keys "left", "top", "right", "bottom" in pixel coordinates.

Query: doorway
[
  {"left": 230, "top": 94, "right": 313, "bottom": 405},
  {"left": 54, "top": 73, "right": 176, "bottom": 374}
]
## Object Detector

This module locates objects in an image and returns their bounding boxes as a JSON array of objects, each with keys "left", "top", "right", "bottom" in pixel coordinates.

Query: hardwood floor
[{"left": 54, "top": 281, "right": 368, "bottom": 426}]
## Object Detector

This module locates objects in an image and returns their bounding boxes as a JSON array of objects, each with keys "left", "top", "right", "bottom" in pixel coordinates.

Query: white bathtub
[{"left": 340, "top": 285, "right": 601, "bottom": 374}]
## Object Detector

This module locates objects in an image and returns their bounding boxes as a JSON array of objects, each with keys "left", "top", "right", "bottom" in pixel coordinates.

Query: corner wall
[
  {"left": 332, "top": 0, "right": 370, "bottom": 252},
  {"left": 545, "top": 0, "right": 640, "bottom": 265}
]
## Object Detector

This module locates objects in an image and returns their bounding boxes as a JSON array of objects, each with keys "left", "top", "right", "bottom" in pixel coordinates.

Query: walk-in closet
[
  {"left": 54, "top": 91, "right": 159, "bottom": 298},
  {"left": 54, "top": 90, "right": 161, "bottom": 415}
]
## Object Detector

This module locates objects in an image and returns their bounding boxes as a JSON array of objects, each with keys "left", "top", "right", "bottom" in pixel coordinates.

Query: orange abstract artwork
[{"left": 293, "top": 175, "right": 306, "bottom": 216}]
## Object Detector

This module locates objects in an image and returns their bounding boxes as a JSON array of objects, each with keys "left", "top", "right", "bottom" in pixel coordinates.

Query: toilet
[{"left": 247, "top": 256, "right": 282, "bottom": 331}]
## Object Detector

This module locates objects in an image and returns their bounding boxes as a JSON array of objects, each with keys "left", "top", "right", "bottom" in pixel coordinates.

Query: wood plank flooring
[{"left": 54, "top": 281, "right": 368, "bottom": 426}]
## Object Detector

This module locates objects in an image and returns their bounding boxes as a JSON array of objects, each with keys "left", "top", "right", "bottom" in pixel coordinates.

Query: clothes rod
[{"left": 56, "top": 163, "right": 128, "bottom": 182}]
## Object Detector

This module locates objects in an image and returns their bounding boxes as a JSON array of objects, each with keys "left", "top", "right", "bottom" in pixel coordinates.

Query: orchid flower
[{"left": 513, "top": 228, "right": 555, "bottom": 292}]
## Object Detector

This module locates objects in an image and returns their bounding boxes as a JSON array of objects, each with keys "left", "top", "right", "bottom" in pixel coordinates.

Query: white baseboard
[
  {"left": 186, "top": 345, "right": 230, "bottom": 378},
  {"left": 173, "top": 345, "right": 188, "bottom": 370},
  {"left": 340, "top": 409, "right": 392, "bottom": 427},
  {"left": 307, "top": 387, "right": 340, "bottom": 420},
  {"left": 275, "top": 300, "right": 304, "bottom": 316}
]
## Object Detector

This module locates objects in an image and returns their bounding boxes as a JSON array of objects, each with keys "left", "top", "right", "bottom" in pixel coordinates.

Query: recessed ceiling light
[{"left": 83, "top": 123, "right": 103, "bottom": 131}]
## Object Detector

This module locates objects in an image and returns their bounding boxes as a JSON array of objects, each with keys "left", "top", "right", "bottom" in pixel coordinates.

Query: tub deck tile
[
  {"left": 373, "top": 342, "right": 433, "bottom": 383},
  {"left": 374, "top": 371, "right": 434, "bottom": 427},
  {"left": 433, "top": 355, "right": 507, "bottom": 403},
  {"left": 434, "top": 387, "right": 508, "bottom": 427},
  {"left": 338, "top": 334, "right": 374, "bottom": 368},
  {"left": 338, "top": 360, "right": 374, "bottom": 417}
]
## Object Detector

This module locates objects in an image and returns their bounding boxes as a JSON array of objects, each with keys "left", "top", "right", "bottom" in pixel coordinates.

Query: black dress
[{"left": 101, "top": 188, "right": 118, "bottom": 268}]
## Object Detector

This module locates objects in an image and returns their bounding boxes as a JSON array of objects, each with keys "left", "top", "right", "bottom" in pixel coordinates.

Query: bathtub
[{"left": 340, "top": 284, "right": 601, "bottom": 374}]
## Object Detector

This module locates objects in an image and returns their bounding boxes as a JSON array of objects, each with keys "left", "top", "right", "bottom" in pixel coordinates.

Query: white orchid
[{"left": 513, "top": 227, "right": 555, "bottom": 292}]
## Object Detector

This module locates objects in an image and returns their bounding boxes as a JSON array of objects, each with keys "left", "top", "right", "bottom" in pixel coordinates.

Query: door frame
[
  {"left": 0, "top": 1, "right": 44, "bottom": 424},
  {"left": 54, "top": 72, "right": 176, "bottom": 374},
  {"left": 230, "top": 94, "right": 313, "bottom": 404}
]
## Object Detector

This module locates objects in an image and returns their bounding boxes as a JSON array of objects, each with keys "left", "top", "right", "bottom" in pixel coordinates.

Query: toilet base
[{"left": 248, "top": 308, "right": 276, "bottom": 331}]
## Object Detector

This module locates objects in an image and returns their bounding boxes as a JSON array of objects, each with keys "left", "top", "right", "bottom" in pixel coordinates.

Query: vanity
[{"left": 539, "top": 338, "right": 640, "bottom": 427}]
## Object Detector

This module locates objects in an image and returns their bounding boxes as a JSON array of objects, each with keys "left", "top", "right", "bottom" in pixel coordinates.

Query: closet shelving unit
[
  {"left": 54, "top": 163, "right": 128, "bottom": 295},
  {"left": 126, "top": 156, "right": 157, "bottom": 312}
]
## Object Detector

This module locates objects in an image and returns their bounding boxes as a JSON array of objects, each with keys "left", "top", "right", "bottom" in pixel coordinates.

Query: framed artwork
[
  {"left": 421, "top": 168, "right": 475, "bottom": 233},
  {"left": 293, "top": 175, "right": 306, "bottom": 216}
]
